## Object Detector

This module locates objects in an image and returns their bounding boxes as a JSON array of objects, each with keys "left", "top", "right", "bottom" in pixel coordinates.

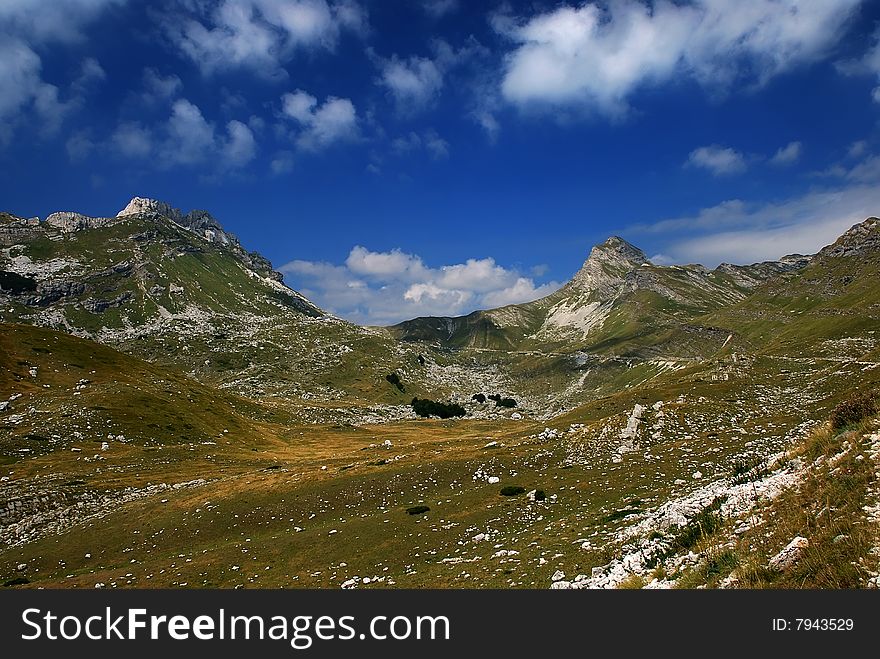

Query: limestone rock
[{"left": 768, "top": 536, "right": 809, "bottom": 572}]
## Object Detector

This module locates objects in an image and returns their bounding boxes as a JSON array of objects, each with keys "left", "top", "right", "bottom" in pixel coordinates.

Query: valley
[{"left": 1, "top": 200, "right": 879, "bottom": 589}]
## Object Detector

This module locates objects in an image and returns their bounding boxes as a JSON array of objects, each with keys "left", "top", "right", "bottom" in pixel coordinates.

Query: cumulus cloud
[
  {"left": 164, "top": 0, "right": 367, "bottom": 78},
  {"left": 371, "top": 37, "right": 491, "bottom": 116},
  {"left": 685, "top": 145, "right": 746, "bottom": 176},
  {"left": 770, "top": 140, "right": 802, "bottom": 166},
  {"left": 282, "top": 246, "right": 561, "bottom": 324},
  {"left": 280, "top": 89, "right": 359, "bottom": 151},
  {"left": 374, "top": 52, "right": 444, "bottom": 113},
  {"left": 497, "top": 0, "right": 863, "bottom": 117}
]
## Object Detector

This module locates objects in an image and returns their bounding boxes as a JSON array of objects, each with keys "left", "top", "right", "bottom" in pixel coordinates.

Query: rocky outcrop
[
  {"left": 0, "top": 214, "right": 43, "bottom": 245},
  {"left": 45, "top": 212, "right": 121, "bottom": 233},
  {"left": 818, "top": 217, "right": 880, "bottom": 259},
  {"left": 715, "top": 255, "right": 812, "bottom": 288},
  {"left": 23, "top": 280, "right": 88, "bottom": 306},
  {"left": 83, "top": 291, "right": 133, "bottom": 313},
  {"left": 117, "top": 197, "right": 238, "bottom": 247}
]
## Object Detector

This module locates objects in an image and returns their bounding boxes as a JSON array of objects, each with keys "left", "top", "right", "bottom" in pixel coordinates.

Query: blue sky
[{"left": 2, "top": 0, "right": 880, "bottom": 324}]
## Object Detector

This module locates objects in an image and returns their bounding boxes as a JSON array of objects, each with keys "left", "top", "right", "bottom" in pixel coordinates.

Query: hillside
[{"left": 0, "top": 199, "right": 453, "bottom": 411}]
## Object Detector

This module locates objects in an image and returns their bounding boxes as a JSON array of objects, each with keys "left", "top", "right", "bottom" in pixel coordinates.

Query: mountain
[
  {"left": 0, "top": 198, "right": 424, "bottom": 408},
  {"left": 391, "top": 236, "right": 809, "bottom": 357},
  {"left": 707, "top": 216, "right": 880, "bottom": 359}
]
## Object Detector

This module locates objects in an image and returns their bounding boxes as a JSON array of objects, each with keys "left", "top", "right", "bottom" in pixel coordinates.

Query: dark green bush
[
  {"left": 385, "top": 372, "right": 404, "bottom": 392},
  {"left": 411, "top": 397, "right": 467, "bottom": 419},
  {"left": 406, "top": 505, "right": 430, "bottom": 515},
  {"left": 830, "top": 390, "right": 876, "bottom": 430},
  {"left": 500, "top": 486, "right": 526, "bottom": 496},
  {"left": 3, "top": 577, "right": 29, "bottom": 587},
  {"left": 495, "top": 397, "right": 517, "bottom": 408},
  {"left": 472, "top": 393, "right": 487, "bottom": 403},
  {"left": 0, "top": 270, "right": 37, "bottom": 293},
  {"left": 533, "top": 489, "right": 546, "bottom": 501}
]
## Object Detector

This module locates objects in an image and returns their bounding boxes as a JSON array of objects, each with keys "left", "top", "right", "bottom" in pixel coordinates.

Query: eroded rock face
[{"left": 45, "top": 212, "right": 121, "bottom": 233}]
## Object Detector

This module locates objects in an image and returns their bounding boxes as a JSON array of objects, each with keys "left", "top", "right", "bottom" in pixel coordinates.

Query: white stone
[
  {"left": 768, "top": 536, "right": 809, "bottom": 572},
  {"left": 551, "top": 570, "right": 566, "bottom": 582}
]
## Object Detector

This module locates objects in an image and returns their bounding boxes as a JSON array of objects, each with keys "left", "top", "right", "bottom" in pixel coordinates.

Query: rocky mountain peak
[
  {"left": 117, "top": 197, "right": 183, "bottom": 223},
  {"left": 117, "top": 196, "right": 236, "bottom": 246},
  {"left": 565, "top": 235, "right": 650, "bottom": 293},
  {"left": 819, "top": 217, "right": 880, "bottom": 259},
  {"left": 589, "top": 236, "right": 650, "bottom": 265}
]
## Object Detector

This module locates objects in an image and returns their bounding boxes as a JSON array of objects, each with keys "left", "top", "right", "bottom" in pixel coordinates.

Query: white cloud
[
  {"left": 164, "top": 0, "right": 367, "bottom": 78},
  {"left": 371, "top": 37, "right": 490, "bottom": 116},
  {"left": 422, "top": 0, "right": 459, "bottom": 19},
  {"left": 73, "top": 57, "right": 106, "bottom": 93},
  {"left": 498, "top": 0, "right": 863, "bottom": 116},
  {"left": 281, "top": 89, "right": 359, "bottom": 151},
  {"left": 65, "top": 129, "right": 94, "bottom": 161},
  {"left": 282, "top": 246, "right": 561, "bottom": 324},
  {"left": 0, "top": 0, "right": 126, "bottom": 44},
  {"left": 142, "top": 67, "right": 182, "bottom": 103},
  {"left": 391, "top": 129, "right": 449, "bottom": 159},
  {"left": 770, "top": 140, "right": 802, "bottom": 166},
  {"left": 375, "top": 53, "right": 444, "bottom": 113},
  {"left": 0, "top": 1, "right": 122, "bottom": 141},
  {"left": 633, "top": 172, "right": 880, "bottom": 265},
  {"left": 838, "top": 26, "right": 880, "bottom": 101},
  {"left": 345, "top": 245, "right": 428, "bottom": 280},
  {"left": 270, "top": 150, "right": 295, "bottom": 174},
  {"left": 111, "top": 121, "right": 153, "bottom": 158},
  {"left": 685, "top": 145, "right": 746, "bottom": 176},
  {"left": 0, "top": 38, "right": 78, "bottom": 141},
  {"left": 848, "top": 140, "right": 868, "bottom": 159},
  {"left": 221, "top": 119, "right": 258, "bottom": 167},
  {"left": 109, "top": 99, "right": 256, "bottom": 170},
  {"left": 164, "top": 98, "right": 218, "bottom": 165}
]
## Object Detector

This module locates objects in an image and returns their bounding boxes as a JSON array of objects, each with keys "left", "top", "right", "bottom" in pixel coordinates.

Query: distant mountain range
[{"left": 2, "top": 198, "right": 880, "bottom": 412}]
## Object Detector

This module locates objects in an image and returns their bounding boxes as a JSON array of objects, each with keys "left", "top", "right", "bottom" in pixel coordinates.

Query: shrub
[
  {"left": 670, "top": 497, "right": 726, "bottom": 552},
  {"left": 500, "top": 486, "right": 526, "bottom": 496},
  {"left": 533, "top": 489, "right": 546, "bottom": 502},
  {"left": 411, "top": 397, "right": 467, "bottom": 419},
  {"left": 3, "top": 577, "right": 29, "bottom": 587},
  {"left": 0, "top": 270, "right": 37, "bottom": 294},
  {"left": 406, "top": 505, "right": 430, "bottom": 515},
  {"left": 488, "top": 394, "right": 501, "bottom": 402},
  {"left": 385, "top": 372, "right": 405, "bottom": 392},
  {"left": 472, "top": 393, "right": 487, "bottom": 404},
  {"left": 495, "top": 397, "right": 517, "bottom": 408},
  {"left": 830, "top": 390, "right": 876, "bottom": 430}
]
